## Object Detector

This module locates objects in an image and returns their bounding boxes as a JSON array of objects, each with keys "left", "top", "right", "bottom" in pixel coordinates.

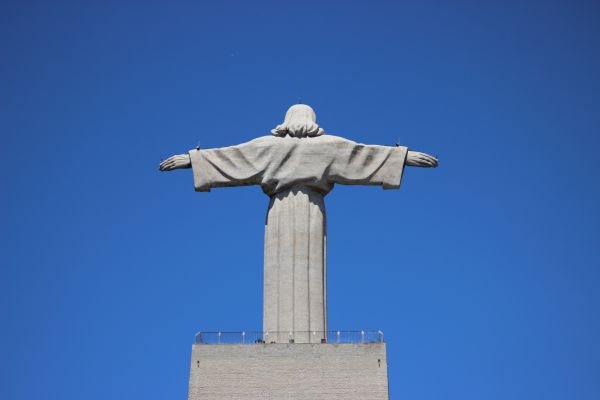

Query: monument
[{"left": 160, "top": 104, "right": 437, "bottom": 399}]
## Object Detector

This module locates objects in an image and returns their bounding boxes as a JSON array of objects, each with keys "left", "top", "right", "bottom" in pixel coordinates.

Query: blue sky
[{"left": 1, "top": 1, "right": 599, "bottom": 399}]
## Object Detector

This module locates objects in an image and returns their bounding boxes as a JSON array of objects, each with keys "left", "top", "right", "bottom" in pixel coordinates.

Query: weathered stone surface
[{"left": 188, "top": 343, "right": 389, "bottom": 400}]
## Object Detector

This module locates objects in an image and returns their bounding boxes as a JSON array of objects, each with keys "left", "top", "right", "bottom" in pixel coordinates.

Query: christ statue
[{"left": 159, "top": 104, "right": 438, "bottom": 343}]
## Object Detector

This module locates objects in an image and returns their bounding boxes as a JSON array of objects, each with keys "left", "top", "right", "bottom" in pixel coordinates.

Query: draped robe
[{"left": 188, "top": 135, "right": 408, "bottom": 343}]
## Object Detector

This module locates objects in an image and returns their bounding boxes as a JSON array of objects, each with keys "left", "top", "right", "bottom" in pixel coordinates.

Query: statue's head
[{"left": 271, "top": 104, "right": 324, "bottom": 138}]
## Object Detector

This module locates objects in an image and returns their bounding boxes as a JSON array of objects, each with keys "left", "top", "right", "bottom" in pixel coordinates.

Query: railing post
[
  {"left": 218, "top": 331, "right": 221, "bottom": 344},
  {"left": 378, "top": 330, "right": 384, "bottom": 342},
  {"left": 242, "top": 331, "right": 245, "bottom": 344},
  {"left": 361, "top": 330, "right": 365, "bottom": 343},
  {"left": 337, "top": 330, "right": 340, "bottom": 343}
]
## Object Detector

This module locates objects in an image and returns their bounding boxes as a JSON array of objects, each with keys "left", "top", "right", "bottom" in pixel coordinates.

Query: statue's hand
[
  {"left": 406, "top": 151, "right": 438, "bottom": 168},
  {"left": 159, "top": 154, "right": 191, "bottom": 171}
]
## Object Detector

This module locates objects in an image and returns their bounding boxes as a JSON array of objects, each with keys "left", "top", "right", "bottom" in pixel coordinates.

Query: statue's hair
[{"left": 271, "top": 104, "right": 325, "bottom": 138}]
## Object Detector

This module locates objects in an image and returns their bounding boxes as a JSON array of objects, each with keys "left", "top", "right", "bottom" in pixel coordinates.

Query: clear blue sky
[{"left": 1, "top": 1, "right": 599, "bottom": 399}]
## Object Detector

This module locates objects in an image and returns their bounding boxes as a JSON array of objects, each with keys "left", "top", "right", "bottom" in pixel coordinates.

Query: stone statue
[{"left": 159, "top": 104, "right": 437, "bottom": 343}]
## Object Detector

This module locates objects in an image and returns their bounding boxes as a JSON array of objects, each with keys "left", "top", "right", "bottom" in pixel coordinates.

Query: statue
[{"left": 159, "top": 104, "right": 438, "bottom": 343}]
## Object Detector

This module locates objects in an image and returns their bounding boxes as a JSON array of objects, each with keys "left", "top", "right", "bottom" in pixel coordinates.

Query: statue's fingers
[
  {"left": 418, "top": 155, "right": 432, "bottom": 165},
  {"left": 421, "top": 158, "right": 435, "bottom": 167},
  {"left": 161, "top": 161, "right": 175, "bottom": 170},
  {"left": 423, "top": 155, "right": 437, "bottom": 165}
]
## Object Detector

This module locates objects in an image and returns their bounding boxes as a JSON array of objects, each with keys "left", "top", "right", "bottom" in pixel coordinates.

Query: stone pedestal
[{"left": 188, "top": 343, "right": 389, "bottom": 400}]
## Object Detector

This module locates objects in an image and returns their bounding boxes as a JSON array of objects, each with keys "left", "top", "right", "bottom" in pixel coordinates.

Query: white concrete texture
[
  {"left": 188, "top": 343, "right": 389, "bottom": 400},
  {"left": 188, "top": 133, "right": 407, "bottom": 341}
]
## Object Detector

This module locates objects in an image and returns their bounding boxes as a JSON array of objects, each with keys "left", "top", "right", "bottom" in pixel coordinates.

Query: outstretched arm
[
  {"left": 159, "top": 154, "right": 191, "bottom": 171},
  {"left": 159, "top": 138, "right": 271, "bottom": 192},
  {"left": 325, "top": 138, "right": 437, "bottom": 190},
  {"left": 406, "top": 151, "right": 438, "bottom": 168}
]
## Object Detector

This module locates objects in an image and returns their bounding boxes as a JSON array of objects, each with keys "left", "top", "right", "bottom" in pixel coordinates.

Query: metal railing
[{"left": 194, "top": 330, "right": 384, "bottom": 344}]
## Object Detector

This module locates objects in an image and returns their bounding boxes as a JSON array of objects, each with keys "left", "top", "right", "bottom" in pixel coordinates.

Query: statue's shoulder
[
  {"left": 247, "top": 135, "right": 279, "bottom": 145},
  {"left": 247, "top": 135, "right": 353, "bottom": 146},
  {"left": 321, "top": 134, "right": 347, "bottom": 141},
  {"left": 319, "top": 134, "right": 354, "bottom": 144}
]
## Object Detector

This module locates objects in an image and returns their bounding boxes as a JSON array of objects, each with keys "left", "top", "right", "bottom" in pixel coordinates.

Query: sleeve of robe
[
  {"left": 188, "top": 138, "right": 271, "bottom": 192},
  {"left": 327, "top": 137, "right": 409, "bottom": 190}
]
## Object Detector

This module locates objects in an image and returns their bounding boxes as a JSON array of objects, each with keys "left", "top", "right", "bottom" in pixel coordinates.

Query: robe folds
[{"left": 189, "top": 135, "right": 408, "bottom": 343}]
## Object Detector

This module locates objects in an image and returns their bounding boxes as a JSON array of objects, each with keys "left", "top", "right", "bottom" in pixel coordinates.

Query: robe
[{"left": 189, "top": 134, "right": 408, "bottom": 343}]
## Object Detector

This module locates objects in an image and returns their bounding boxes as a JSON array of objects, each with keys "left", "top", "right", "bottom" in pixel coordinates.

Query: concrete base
[{"left": 188, "top": 343, "right": 389, "bottom": 400}]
